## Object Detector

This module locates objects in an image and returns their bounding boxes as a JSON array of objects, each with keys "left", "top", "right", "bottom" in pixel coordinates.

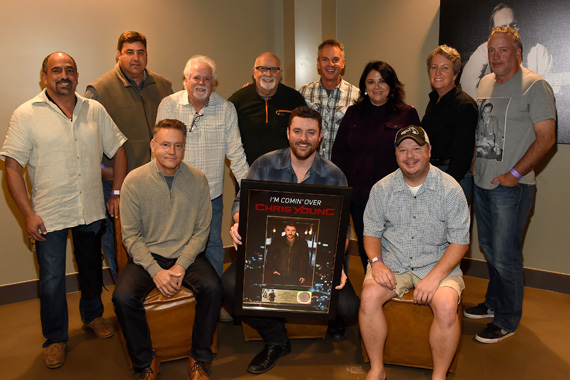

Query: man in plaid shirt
[
  {"left": 157, "top": 55, "right": 249, "bottom": 281},
  {"left": 299, "top": 39, "right": 360, "bottom": 160}
]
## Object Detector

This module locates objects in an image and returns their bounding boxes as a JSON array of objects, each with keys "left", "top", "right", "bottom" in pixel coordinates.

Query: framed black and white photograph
[
  {"left": 440, "top": 0, "right": 570, "bottom": 143},
  {"left": 234, "top": 179, "right": 352, "bottom": 319}
]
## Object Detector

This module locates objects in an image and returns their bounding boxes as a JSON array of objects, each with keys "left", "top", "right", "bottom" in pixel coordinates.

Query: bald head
[
  {"left": 42, "top": 51, "right": 77, "bottom": 74},
  {"left": 252, "top": 52, "right": 282, "bottom": 97},
  {"left": 254, "top": 52, "right": 281, "bottom": 68}
]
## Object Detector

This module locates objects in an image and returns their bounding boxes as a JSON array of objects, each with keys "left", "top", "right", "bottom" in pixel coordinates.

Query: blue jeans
[
  {"left": 474, "top": 184, "right": 535, "bottom": 332},
  {"left": 102, "top": 178, "right": 118, "bottom": 281},
  {"left": 35, "top": 220, "right": 105, "bottom": 347},
  {"left": 205, "top": 196, "right": 224, "bottom": 277}
]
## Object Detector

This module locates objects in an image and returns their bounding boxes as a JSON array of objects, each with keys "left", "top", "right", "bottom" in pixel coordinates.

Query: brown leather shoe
[
  {"left": 139, "top": 357, "right": 161, "bottom": 380},
  {"left": 189, "top": 356, "right": 209, "bottom": 380},
  {"left": 43, "top": 342, "right": 65, "bottom": 369},
  {"left": 84, "top": 317, "right": 114, "bottom": 339}
]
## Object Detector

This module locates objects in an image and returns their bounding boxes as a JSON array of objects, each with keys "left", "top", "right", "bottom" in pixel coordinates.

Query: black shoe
[
  {"left": 246, "top": 341, "right": 291, "bottom": 374},
  {"left": 327, "top": 319, "right": 346, "bottom": 341},
  {"left": 464, "top": 303, "right": 494, "bottom": 319},
  {"left": 475, "top": 323, "right": 515, "bottom": 344}
]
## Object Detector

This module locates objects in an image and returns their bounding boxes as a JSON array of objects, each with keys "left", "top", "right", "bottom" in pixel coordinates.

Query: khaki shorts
[{"left": 364, "top": 264, "right": 465, "bottom": 301}]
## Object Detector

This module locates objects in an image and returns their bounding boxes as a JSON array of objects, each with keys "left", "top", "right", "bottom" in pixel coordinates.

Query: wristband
[
  {"left": 111, "top": 190, "right": 121, "bottom": 196},
  {"left": 101, "top": 163, "right": 106, "bottom": 169},
  {"left": 510, "top": 168, "right": 522, "bottom": 180},
  {"left": 370, "top": 256, "right": 383, "bottom": 266}
]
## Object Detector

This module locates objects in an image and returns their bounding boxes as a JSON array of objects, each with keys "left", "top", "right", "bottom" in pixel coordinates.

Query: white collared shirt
[
  {"left": 1, "top": 90, "right": 127, "bottom": 232},
  {"left": 156, "top": 90, "right": 249, "bottom": 199}
]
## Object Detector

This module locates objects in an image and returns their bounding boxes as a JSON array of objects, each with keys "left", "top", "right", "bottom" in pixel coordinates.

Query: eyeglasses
[
  {"left": 254, "top": 66, "right": 281, "bottom": 75},
  {"left": 190, "top": 112, "right": 203, "bottom": 132},
  {"left": 189, "top": 99, "right": 209, "bottom": 132},
  {"left": 153, "top": 140, "right": 185, "bottom": 151}
]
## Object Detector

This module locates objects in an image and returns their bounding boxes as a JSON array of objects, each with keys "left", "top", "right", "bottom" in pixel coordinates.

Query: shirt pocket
[{"left": 420, "top": 212, "right": 447, "bottom": 246}]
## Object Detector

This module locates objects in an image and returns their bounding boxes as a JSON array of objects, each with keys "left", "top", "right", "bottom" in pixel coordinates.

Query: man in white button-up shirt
[
  {"left": 1, "top": 52, "right": 127, "bottom": 369},
  {"left": 157, "top": 55, "right": 249, "bottom": 280}
]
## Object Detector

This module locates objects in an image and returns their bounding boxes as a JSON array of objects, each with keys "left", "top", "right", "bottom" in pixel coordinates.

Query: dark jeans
[
  {"left": 102, "top": 178, "right": 118, "bottom": 281},
  {"left": 204, "top": 196, "right": 224, "bottom": 277},
  {"left": 221, "top": 260, "right": 360, "bottom": 345},
  {"left": 474, "top": 183, "right": 535, "bottom": 332},
  {"left": 112, "top": 253, "right": 222, "bottom": 370},
  {"left": 35, "top": 220, "right": 105, "bottom": 347}
]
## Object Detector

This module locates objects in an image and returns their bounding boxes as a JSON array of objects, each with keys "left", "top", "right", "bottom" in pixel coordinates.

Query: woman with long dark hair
[{"left": 332, "top": 61, "right": 419, "bottom": 271}]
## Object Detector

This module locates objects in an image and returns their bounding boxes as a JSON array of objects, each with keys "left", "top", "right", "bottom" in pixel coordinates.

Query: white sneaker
[{"left": 219, "top": 307, "right": 233, "bottom": 322}]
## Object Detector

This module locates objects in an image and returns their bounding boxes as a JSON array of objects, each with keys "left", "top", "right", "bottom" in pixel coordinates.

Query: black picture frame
[{"left": 234, "top": 179, "right": 352, "bottom": 320}]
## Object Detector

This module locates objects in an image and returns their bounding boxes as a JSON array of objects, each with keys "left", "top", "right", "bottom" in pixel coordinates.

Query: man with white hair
[{"left": 157, "top": 55, "right": 249, "bottom": 281}]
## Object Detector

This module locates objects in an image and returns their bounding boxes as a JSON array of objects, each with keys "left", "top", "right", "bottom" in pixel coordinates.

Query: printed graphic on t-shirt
[{"left": 475, "top": 98, "right": 510, "bottom": 161}]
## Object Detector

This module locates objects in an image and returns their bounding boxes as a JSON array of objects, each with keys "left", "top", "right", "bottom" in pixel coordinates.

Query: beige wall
[
  {"left": 1, "top": 0, "right": 569, "bottom": 287},
  {"left": 337, "top": 0, "right": 440, "bottom": 119},
  {"left": 0, "top": 0, "right": 285, "bottom": 285}
]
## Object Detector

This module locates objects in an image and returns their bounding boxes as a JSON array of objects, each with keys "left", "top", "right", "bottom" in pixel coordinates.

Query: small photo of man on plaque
[
  {"left": 263, "top": 217, "right": 318, "bottom": 287},
  {"left": 264, "top": 222, "right": 310, "bottom": 286}
]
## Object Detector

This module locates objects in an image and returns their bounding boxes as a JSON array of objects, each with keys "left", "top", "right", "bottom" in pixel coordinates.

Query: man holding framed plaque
[{"left": 222, "top": 106, "right": 359, "bottom": 375}]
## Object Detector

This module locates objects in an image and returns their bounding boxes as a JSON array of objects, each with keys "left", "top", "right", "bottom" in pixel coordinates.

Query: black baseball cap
[{"left": 394, "top": 125, "right": 430, "bottom": 147}]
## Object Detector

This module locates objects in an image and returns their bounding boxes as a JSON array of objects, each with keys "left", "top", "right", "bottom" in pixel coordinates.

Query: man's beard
[{"left": 259, "top": 77, "right": 276, "bottom": 91}]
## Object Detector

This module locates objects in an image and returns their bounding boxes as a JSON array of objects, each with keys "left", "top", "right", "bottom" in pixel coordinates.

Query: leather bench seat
[{"left": 361, "top": 290, "right": 461, "bottom": 373}]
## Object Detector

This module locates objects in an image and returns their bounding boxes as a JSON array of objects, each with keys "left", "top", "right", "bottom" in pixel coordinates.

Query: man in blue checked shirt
[{"left": 359, "top": 126, "right": 470, "bottom": 380}]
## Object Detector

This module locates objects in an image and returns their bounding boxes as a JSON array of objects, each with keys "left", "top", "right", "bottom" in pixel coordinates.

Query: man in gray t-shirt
[{"left": 465, "top": 26, "right": 556, "bottom": 345}]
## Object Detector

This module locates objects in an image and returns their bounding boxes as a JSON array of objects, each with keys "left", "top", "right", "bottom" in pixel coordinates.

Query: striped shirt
[
  {"left": 299, "top": 78, "right": 360, "bottom": 160},
  {"left": 157, "top": 91, "right": 249, "bottom": 199}
]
